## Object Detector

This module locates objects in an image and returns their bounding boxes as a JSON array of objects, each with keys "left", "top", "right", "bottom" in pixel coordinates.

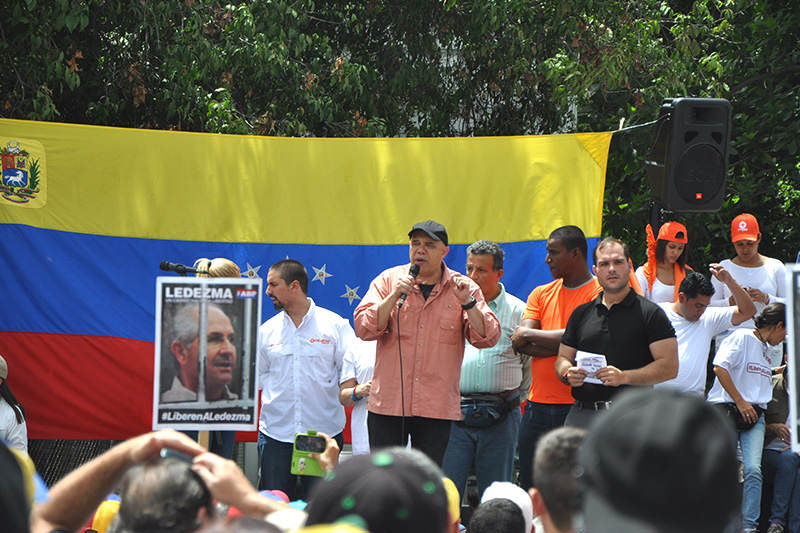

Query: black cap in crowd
[
  {"left": 580, "top": 388, "right": 740, "bottom": 533},
  {"left": 408, "top": 220, "right": 448, "bottom": 246},
  {"left": 305, "top": 448, "right": 449, "bottom": 533}
]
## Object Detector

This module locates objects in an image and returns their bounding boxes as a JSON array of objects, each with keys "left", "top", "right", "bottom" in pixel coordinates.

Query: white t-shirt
[
  {"left": 710, "top": 258, "right": 787, "bottom": 330},
  {"left": 0, "top": 399, "right": 27, "bottom": 453},
  {"left": 655, "top": 304, "right": 735, "bottom": 396},
  {"left": 707, "top": 329, "right": 773, "bottom": 408},
  {"left": 340, "top": 339, "right": 376, "bottom": 455},
  {"left": 710, "top": 258, "right": 787, "bottom": 366},
  {"left": 635, "top": 266, "right": 675, "bottom": 304}
]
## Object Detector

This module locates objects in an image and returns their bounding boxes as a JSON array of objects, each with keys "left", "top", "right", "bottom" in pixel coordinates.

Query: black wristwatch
[{"left": 461, "top": 296, "right": 477, "bottom": 310}]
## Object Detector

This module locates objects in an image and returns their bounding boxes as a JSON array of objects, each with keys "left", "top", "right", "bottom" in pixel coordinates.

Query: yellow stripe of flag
[{"left": 0, "top": 119, "right": 611, "bottom": 245}]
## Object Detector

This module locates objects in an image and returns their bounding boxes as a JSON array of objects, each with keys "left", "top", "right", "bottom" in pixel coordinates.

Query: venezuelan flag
[{"left": 0, "top": 119, "right": 611, "bottom": 439}]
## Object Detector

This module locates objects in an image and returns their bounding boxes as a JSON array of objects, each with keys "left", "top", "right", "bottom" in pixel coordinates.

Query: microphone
[
  {"left": 159, "top": 261, "right": 203, "bottom": 276},
  {"left": 398, "top": 264, "right": 420, "bottom": 308}
]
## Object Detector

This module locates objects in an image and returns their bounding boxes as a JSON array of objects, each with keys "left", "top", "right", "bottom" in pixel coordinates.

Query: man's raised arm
[{"left": 32, "top": 430, "right": 205, "bottom": 533}]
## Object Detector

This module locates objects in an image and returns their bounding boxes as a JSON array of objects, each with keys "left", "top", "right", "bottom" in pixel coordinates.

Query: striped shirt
[{"left": 459, "top": 283, "right": 527, "bottom": 394}]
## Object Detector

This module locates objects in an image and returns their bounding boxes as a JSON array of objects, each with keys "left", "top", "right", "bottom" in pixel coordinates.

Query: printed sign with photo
[
  {"left": 787, "top": 266, "right": 800, "bottom": 453},
  {"left": 153, "top": 277, "right": 262, "bottom": 431}
]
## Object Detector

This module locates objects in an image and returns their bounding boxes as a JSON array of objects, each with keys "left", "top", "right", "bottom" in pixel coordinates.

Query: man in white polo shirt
[
  {"left": 655, "top": 265, "right": 755, "bottom": 396},
  {"left": 257, "top": 259, "right": 355, "bottom": 500}
]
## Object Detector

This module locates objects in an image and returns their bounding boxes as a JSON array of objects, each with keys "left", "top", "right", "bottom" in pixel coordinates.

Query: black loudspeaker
[{"left": 645, "top": 97, "right": 731, "bottom": 212}]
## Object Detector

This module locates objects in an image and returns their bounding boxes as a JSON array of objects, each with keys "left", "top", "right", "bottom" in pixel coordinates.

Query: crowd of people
[{"left": 1, "top": 212, "right": 798, "bottom": 533}]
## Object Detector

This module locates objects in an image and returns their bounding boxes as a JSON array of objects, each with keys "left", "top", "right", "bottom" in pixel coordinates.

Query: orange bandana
[{"left": 640, "top": 224, "right": 691, "bottom": 302}]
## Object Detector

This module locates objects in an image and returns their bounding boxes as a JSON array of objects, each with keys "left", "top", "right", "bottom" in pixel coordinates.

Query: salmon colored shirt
[
  {"left": 523, "top": 277, "right": 602, "bottom": 404},
  {"left": 354, "top": 263, "right": 501, "bottom": 420}
]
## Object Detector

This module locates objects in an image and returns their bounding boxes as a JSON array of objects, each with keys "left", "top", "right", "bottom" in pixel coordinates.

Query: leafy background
[{"left": 2, "top": 0, "right": 798, "bottom": 267}]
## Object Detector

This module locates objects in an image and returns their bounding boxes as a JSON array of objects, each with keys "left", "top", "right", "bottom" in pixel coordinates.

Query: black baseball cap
[
  {"left": 408, "top": 220, "right": 448, "bottom": 246},
  {"left": 306, "top": 448, "right": 449, "bottom": 533},
  {"left": 580, "top": 389, "right": 740, "bottom": 533}
]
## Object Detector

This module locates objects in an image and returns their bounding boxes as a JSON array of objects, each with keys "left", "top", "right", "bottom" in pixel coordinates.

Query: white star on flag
[
  {"left": 244, "top": 263, "right": 262, "bottom": 279},
  {"left": 311, "top": 264, "right": 333, "bottom": 285},
  {"left": 340, "top": 285, "right": 361, "bottom": 305}
]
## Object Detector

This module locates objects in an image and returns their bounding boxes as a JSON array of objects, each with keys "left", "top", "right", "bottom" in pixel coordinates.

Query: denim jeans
[
  {"left": 442, "top": 405, "right": 521, "bottom": 498},
  {"left": 763, "top": 447, "right": 800, "bottom": 531},
  {"left": 517, "top": 401, "right": 571, "bottom": 490},
  {"left": 257, "top": 431, "right": 344, "bottom": 500},
  {"left": 739, "top": 415, "right": 766, "bottom": 529}
]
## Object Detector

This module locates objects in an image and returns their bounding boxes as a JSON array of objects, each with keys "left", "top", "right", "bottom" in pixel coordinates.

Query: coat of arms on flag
[{"left": 1, "top": 139, "right": 46, "bottom": 207}]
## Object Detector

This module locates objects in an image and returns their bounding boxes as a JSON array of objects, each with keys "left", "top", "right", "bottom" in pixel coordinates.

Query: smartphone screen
[{"left": 295, "top": 434, "right": 326, "bottom": 453}]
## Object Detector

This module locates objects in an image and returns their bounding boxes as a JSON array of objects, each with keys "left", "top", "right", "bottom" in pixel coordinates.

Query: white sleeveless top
[{"left": 635, "top": 266, "right": 675, "bottom": 303}]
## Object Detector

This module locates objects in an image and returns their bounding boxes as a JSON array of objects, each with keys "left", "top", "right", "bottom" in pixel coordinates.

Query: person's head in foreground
[
  {"left": 580, "top": 388, "right": 740, "bottom": 533},
  {"left": 0, "top": 441, "right": 30, "bottom": 533},
  {"left": 109, "top": 457, "right": 214, "bottom": 533},
  {"left": 199, "top": 516, "right": 281, "bottom": 533},
  {"left": 441, "top": 477, "right": 462, "bottom": 532},
  {"left": 305, "top": 447, "right": 449, "bottom": 533},
  {"left": 471, "top": 482, "right": 533, "bottom": 533},
  {"left": 469, "top": 498, "right": 526, "bottom": 533},
  {"left": 530, "top": 426, "right": 586, "bottom": 533}
]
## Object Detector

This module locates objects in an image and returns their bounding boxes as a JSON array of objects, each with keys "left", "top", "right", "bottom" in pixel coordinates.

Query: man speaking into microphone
[{"left": 354, "top": 220, "right": 500, "bottom": 465}]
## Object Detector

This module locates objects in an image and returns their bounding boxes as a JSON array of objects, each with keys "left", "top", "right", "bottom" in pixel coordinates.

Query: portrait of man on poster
[{"left": 161, "top": 302, "right": 240, "bottom": 403}]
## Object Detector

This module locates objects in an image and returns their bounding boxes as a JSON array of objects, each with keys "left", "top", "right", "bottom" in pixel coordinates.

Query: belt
[
  {"left": 461, "top": 389, "right": 519, "bottom": 402},
  {"left": 574, "top": 400, "right": 613, "bottom": 411}
]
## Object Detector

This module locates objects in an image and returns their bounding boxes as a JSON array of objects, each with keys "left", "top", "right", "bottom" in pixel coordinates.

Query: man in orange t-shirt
[{"left": 510, "top": 225, "right": 600, "bottom": 490}]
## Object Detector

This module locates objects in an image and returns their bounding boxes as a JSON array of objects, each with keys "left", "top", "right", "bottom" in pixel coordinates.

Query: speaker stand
[{"left": 649, "top": 201, "right": 675, "bottom": 231}]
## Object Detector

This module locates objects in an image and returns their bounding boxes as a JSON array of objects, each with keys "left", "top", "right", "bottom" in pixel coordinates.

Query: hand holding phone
[{"left": 290, "top": 431, "right": 327, "bottom": 477}]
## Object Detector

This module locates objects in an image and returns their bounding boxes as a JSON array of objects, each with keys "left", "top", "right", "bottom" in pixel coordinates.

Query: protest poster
[
  {"left": 153, "top": 277, "right": 261, "bottom": 431},
  {"left": 787, "top": 266, "right": 800, "bottom": 452}
]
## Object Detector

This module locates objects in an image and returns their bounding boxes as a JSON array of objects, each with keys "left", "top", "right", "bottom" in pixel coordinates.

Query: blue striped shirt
[{"left": 459, "top": 283, "right": 527, "bottom": 394}]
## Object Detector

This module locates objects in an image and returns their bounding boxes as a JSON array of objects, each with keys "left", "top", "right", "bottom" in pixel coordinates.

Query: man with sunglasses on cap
[{"left": 354, "top": 220, "right": 500, "bottom": 466}]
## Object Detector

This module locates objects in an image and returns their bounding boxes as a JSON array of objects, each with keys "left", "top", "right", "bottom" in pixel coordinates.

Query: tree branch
[{"left": 732, "top": 65, "right": 800, "bottom": 91}]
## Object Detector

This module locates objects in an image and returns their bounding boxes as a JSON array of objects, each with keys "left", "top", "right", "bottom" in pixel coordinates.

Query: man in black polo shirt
[{"left": 554, "top": 237, "right": 678, "bottom": 429}]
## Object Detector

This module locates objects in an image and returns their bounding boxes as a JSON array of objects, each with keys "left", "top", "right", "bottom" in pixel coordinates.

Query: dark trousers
[
  {"left": 763, "top": 447, "right": 800, "bottom": 530},
  {"left": 368, "top": 412, "right": 452, "bottom": 467},
  {"left": 517, "top": 401, "right": 572, "bottom": 490},
  {"left": 257, "top": 431, "right": 344, "bottom": 501}
]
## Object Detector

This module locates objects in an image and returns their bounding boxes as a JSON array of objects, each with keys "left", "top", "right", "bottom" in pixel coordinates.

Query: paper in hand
[{"left": 576, "top": 351, "right": 607, "bottom": 385}]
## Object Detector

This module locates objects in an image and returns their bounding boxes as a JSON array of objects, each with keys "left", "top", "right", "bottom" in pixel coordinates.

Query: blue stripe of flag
[{"left": 1, "top": 224, "right": 596, "bottom": 340}]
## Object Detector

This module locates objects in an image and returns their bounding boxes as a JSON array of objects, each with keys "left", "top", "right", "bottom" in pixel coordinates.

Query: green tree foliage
[
  {"left": 2, "top": 0, "right": 797, "bottom": 265},
  {"left": 574, "top": 0, "right": 800, "bottom": 265}
]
